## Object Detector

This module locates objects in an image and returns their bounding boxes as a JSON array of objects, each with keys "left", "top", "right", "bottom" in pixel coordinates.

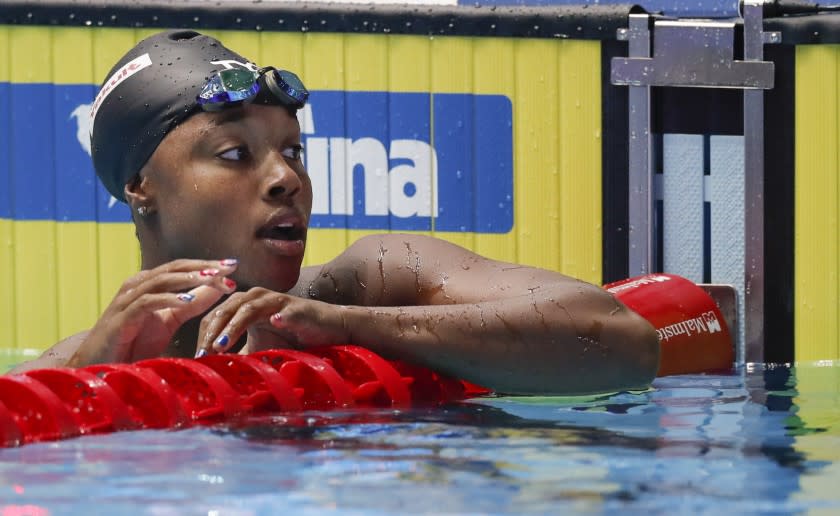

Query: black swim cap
[{"left": 90, "top": 30, "right": 254, "bottom": 201}]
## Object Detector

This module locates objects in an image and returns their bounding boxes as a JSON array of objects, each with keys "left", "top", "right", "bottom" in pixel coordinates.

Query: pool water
[{"left": 1, "top": 351, "right": 839, "bottom": 514}]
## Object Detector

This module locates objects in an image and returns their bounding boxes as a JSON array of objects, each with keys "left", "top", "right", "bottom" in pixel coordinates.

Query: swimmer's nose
[{"left": 262, "top": 153, "right": 302, "bottom": 201}]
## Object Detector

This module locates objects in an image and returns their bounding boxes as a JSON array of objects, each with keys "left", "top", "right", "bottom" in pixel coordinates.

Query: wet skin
[
  {"left": 134, "top": 104, "right": 311, "bottom": 293},
  {"left": 11, "top": 104, "right": 660, "bottom": 395}
]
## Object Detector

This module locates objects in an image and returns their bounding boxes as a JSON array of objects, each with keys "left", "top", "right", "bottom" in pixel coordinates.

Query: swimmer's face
[{"left": 137, "top": 103, "right": 312, "bottom": 291}]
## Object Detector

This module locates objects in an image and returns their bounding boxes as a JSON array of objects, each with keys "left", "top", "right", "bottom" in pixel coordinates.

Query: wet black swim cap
[{"left": 90, "top": 30, "right": 253, "bottom": 201}]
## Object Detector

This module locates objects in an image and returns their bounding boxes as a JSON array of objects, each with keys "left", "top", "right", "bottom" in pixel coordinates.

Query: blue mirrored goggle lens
[
  {"left": 197, "top": 69, "right": 260, "bottom": 109},
  {"left": 271, "top": 69, "right": 309, "bottom": 108}
]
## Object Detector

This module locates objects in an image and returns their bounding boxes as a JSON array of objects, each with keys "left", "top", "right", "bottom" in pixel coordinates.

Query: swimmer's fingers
[
  {"left": 263, "top": 301, "right": 351, "bottom": 350},
  {"left": 150, "top": 285, "right": 229, "bottom": 332},
  {"left": 111, "top": 285, "right": 227, "bottom": 362},
  {"left": 111, "top": 259, "right": 239, "bottom": 308},
  {"left": 195, "top": 289, "right": 352, "bottom": 358},
  {"left": 196, "top": 288, "right": 294, "bottom": 357},
  {"left": 75, "top": 260, "right": 238, "bottom": 366},
  {"left": 121, "top": 258, "right": 238, "bottom": 288}
]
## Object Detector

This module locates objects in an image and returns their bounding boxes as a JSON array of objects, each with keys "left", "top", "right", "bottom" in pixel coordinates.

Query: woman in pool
[{"left": 11, "top": 30, "right": 658, "bottom": 394}]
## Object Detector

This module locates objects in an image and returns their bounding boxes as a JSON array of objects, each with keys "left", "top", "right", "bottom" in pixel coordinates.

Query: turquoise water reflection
[{"left": 0, "top": 355, "right": 838, "bottom": 514}]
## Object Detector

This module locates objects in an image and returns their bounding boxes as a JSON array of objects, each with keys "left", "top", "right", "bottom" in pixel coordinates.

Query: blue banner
[{"left": 0, "top": 84, "right": 514, "bottom": 233}]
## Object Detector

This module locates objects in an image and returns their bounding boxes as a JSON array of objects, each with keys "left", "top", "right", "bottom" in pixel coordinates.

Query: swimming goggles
[{"left": 196, "top": 66, "right": 309, "bottom": 111}]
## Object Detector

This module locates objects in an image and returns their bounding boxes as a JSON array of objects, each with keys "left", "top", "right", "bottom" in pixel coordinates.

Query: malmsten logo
[{"left": 656, "top": 311, "right": 723, "bottom": 342}]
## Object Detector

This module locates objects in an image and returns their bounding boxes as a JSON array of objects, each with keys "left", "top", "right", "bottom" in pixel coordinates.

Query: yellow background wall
[
  {"left": 0, "top": 26, "right": 604, "bottom": 352},
  {"left": 795, "top": 44, "right": 840, "bottom": 362}
]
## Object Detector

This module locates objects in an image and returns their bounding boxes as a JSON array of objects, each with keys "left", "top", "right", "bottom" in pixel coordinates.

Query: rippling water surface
[{"left": 1, "top": 352, "right": 839, "bottom": 514}]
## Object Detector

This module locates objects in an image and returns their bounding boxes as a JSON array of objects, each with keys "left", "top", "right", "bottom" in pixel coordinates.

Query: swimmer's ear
[{"left": 124, "top": 173, "right": 156, "bottom": 214}]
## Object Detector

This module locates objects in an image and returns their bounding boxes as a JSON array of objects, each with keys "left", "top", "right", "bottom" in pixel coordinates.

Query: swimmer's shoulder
[
  {"left": 287, "top": 233, "right": 452, "bottom": 305},
  {"left": 288, "top": 241, "right": 372, "bottom": 304}
]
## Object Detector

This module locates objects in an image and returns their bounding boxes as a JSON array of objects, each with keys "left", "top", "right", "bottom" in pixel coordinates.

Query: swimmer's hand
[
  {"left": 67, "top": 259, "right": 238, "bottom": 366},
  {"left": 194, "top": 288, "right": 350, "bottom": 357}
]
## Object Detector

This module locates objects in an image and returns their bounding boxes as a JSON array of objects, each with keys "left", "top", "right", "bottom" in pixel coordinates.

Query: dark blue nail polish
[{"left": 215, "top": 334, "right": 230, "bottom": 349}]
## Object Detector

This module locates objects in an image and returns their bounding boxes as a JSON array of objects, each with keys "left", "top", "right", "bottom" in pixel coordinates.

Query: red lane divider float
[
  {"left": 24, "top": 368, "right": 136, "bottom": 435},
  {"left": 250, "top": 350, "right": 356, "bottom": 410},
  {"left": 0, "top": 400, "right": 23, "bottom": 447},
  {"left": 0, "top": 375, "right": 79, "bottom": 444},
  {"left": 82, "top": 364, "right": 188, "bottom": 429},
  {"left": 605, "top": 273, "right": 734, "bottom": 376},
  {"left": 134, "top": 358, "right": 244, "bottom": 421},
  {"left": 0, "top": 346, "right": 481, "bottom": 447},
  {"left": 197, "top": 354, "right": 302, "bottom": 413},
  {"left": 309, "top": 346, "right": 412, "bottom": 408}
]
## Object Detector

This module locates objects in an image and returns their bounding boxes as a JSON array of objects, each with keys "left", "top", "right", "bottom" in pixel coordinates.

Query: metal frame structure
[{"left": 611, "top": 0, "right": 778, "bottom": 364}]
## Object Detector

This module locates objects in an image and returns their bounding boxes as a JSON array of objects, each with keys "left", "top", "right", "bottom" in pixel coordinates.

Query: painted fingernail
[
  {"left": 223, "top": 278, "right": 236, "bottom": 290},
  {"left": 270, "top": 313, "right": 282, "bottom": 326},
  {"left": 194, "top": 348, "right": 207, "bottom": 359},
  {"left": 177, "top": 293, "right": 195, "bottom": 303},
  {"left": 200, "top": 268, "right": 219, "bottom": 277},
  {"left": 215, "top": 334, "right": 230, "bottom": 349},
  {"left": 220, "top": 258, "right": 238, "bottom": 267}
]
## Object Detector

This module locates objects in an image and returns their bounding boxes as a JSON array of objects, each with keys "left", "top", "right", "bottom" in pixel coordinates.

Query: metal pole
[
  {"left": 626, "top": 14, "right": 655, "bottom": 277},
  {"left": 742, "top": 0, "right": 766, "bottom": 364}
]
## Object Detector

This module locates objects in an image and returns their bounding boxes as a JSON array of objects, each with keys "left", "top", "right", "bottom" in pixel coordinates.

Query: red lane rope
[{"left": 0, "top": 345, "right": 481, "bottom": 447}]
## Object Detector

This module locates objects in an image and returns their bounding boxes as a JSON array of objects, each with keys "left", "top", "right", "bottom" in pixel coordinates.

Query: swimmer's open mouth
[{"left": 257, "top": 218, "right": 306, "bottom": 242}]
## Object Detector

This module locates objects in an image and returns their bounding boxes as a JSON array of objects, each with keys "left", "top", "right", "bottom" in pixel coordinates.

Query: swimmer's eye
[
  {"left": 218, "top": 147, "right": 250, "bottom": 162},
  {"left": 282, "top": 144, "right": 304, "bottom": 161}
]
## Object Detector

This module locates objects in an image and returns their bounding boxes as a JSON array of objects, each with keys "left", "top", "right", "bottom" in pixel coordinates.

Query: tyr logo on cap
[{"left": 210, "top": 59, "right": 259, "bottom": 72}]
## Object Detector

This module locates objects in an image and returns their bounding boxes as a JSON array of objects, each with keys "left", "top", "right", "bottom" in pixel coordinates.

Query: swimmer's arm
[
  {"left": 301, "top": 234, "right": 660, "bottom": 396},
  {"left": 6, "top": 331, "right": 89, "bottom": 374}
]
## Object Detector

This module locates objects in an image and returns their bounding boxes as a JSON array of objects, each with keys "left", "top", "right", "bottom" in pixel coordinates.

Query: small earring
[{"left": 137, "top": 206, "right": 149, "bottom": 217}]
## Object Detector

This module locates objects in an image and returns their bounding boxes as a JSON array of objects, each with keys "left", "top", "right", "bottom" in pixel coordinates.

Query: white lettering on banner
[
  {"left": 306, "top": 137, "right": 329, "bottom": 214},
  {"left": 606, "top": 275, "right": 671, "bottom": 294},
  {"left": 90, "top": 53, "right": 153, "bottom": 125},
  {"left": 298, "top": 104, "right": 315, "bottom": 135},
  {"left": 656, "top": 311, "right": 723, "bottom": 342},
  {"left": 303, "top": 103, "right": 439, "bottom": 218}
]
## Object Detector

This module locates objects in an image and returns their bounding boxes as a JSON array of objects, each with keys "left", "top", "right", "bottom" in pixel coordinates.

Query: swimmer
[{"left": 10, "top": 30, "right": 658, "bottom": 394}]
